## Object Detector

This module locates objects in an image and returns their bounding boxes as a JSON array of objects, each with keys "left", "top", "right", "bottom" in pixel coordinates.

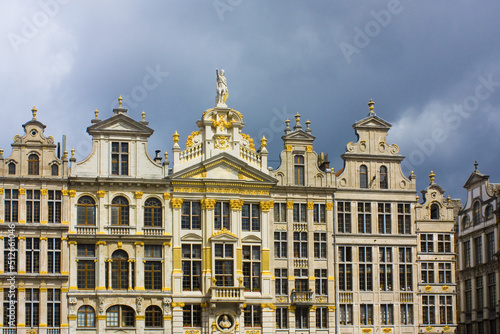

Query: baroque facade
[
  {"left": 0, "top": 75, "right": 462, "bottom": 333},
  {"left": 457, "top": 165, "right": 499, "bottom": 334}
]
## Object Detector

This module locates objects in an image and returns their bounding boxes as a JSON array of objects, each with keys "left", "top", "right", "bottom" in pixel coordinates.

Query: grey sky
[{"left": 1, "top": 0, "right": 499, "bottom": 203}]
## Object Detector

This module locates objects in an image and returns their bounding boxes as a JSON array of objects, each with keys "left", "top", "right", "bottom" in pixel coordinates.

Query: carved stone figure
[
  {"left": 219, "top": 314, "right": 231, "bottom": 329},
  {"left": 216, "top": 68, "right": 228, "bottom": 106}
]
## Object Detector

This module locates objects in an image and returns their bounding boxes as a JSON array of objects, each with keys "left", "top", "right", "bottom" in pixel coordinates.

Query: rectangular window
[
  {"left": 380, "top": 304, "right": 394, "bottom": 325},
  {"left": 25, "top": 288, "right": 39, "bottom": 328},
  {"left": 295, "top": 306, "right": 309, "bottom": 329},
  {"left": 400, "top": 304, "right": 413, "bottom": 325},
  {"left": 465, "top": 279, "right": 472, "bottom": 312},
  {"left": 181, "top": 201, "right": 201, "bottom": 229},
  {"left": 397, "top": 203, "right": 411, "bottom": 234},
  {"left": 439, "top": 295, "right": 453, "bottom": 324},
  {"left": 26, "top": 237, "right": 40, "bottom": 273},
  {"left": 314, "top": 232, "right": 327, "bottom": 259},
  {"left": 488, "top": 273, "right": 496, "bottom": 309},
  {"left": 476, "top": 276, "right": 484, "bottom": 310},
  {"left": 464, "top": 240, "right": 471, "bottom": 268},
  {"left": 244, "top": 305, "right": 262, "bottom": 328},
  {"left": 274, "top": 202, "right": 287, "bottom": 222},
  {"left": 48, "top": 190, "right": 62, "bottom": 223},
  {"left": 294, "top": 268, "right": 309, "bottom": 292},
  {"left": 243, "top": 245, "right": 261, "bottom": 291},
  {"left": 399, "top": 247, "right": 412, "bottom": 291},
  {"left": 437, "top": 234, "right": 451, "bottom": 253},
  {"left": 487, "top": 232, "right": 495, "bottom": 261},
  {"left": 275, "top": 269, "right": 288, "bottom": 295},
  {"left": 360, "top": 304, "right": 373, "bottom": 325},
  {"left": 339, "top": 246, "right": 352, "bottom": 291},
  {"left": 182, "top": 244, "right": 202, "bottom": 291},
  {"left": 315, "top": 269, "right": 327, "bottom": 296},
  {"left": 3, "top": 289, "right": 17, "bottom": 327},
  {"left": 48, "top": 238, "right": 61, "bottom": 274},
  {"left": 26, "top": 189, "right": 41, "bottom": 223},
  {"left": 421, "top": 263, "right": 435, "bottom": 284},
  {"left": 359, "top": 246, "right": 373, "bottom": 291},
  {"left": 77, "top": 244, "right": 95, "bottom": 257},
  {"left": 337, "top": 201, "right": 351, "bottom": 233},
  {"left": 313, "top": 204, "right": 325, "bottom": 223},
  {"left": 214, "top": 243, "right": 233, "bottom": 287},
  {"left": 242, "top": 204, "right": 260, "bottom": 231},
  {"left": 358, "top": 202, "right": 371, "bottom": 233},
  {"left": 438, "top": 263, "right": 452, "bottom": 284},
  {"left": 274, "top": 231, "right": 287, "bottom": 259},
  {"left": 214, "top": 202, "right": 230, "bottom": 230},
  {"left": 423, "top": 295, "right": 436, "bottom": 324},
  {"left": 77, "top": 244, "right": 95, "bottom": 290},
  {"left": 4, "top": 237, "right": 18, "bottom": 273},
  {"left": 474, "top": 236, "right": 483, "bottom": 265},
  {"left": 421, "top": 234, "right": 434, "bottom": 253},
  {"left": 111, "top": 142, "right": 128, "bottom": 175},
  {"left": 339, "top": 304, "right": 352, "bottom": 325},
  {"left": 47, "top": 288, "right": 61, "bottom": 327},
  {"left": 293, "top": 232, "right": 307, "bottom": 258},
  {"left": 379, "top": 247, "right": 393, "bottom": 291},
  {"left": 316, "top": 307, "right": 328, "bottom": 329},
  {"left": 293, "top": 203, "right": 307, "bottom": 222},
  {"left": 145, "top": 245, "right": 162, "bottom": 290},
  {"left": 378, "top": 203, "right": 391, "bottom": 234},
  {"left": 275, "top": 307, "right": 288, "bottom": 329},
  {"left": 4, "top": 189, "right": 19, "bottom": 222},
  {"left": 182, "top": 304, "right": 201, "bottom": 327}
]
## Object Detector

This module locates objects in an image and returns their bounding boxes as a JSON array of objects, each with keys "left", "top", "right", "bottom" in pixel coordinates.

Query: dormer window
[
  {"left": 294, "top": 155, "right": 305, "bottom": 186},
  {"left": 28, "top": 154, "right": 39, "bottom": 175},
  {"left": 8, "top": 162, "right": 15, "bottom": 175},
  {"left": 380, "top": 166, "right": 388, "bottom": 189},
  {"left": 51, "top": 164, "right": 59, "bottom": 176},
  {"left": 360, "top": 165, "right": 368, "bottom": 188},
  {"left": 111, "top": 142, "right": 129, "bottom": 175},
  {"left": 430, "top": 203, "right": 440, "bottom": 220}
]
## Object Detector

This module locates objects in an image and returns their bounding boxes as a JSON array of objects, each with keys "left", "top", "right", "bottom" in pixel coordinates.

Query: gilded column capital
[
  {"left": 286, "top": 201, "right": 294, "bottom": 209},
  {"left": 96, "top": 190, "right": 106, "bottom": 198},
  {"left": 0, "top": 188, "right": 4, "bottom": 194},
  {"left": 326, "top": 202, "right": 333, "bottom": 211},
  {"left": 201, "top": 198, "right": 216, "bottom": 210},
  {"left": 229, "top": 199, "right": 244, "bottom": 211},
  {"left": 40, "top": 189, "right": 48, "bottom": 196},
  {"left": 62, "top": 190, "right": 68, "bottom": 196},
  {"left": 69, "top": 190, "right": 76, "bottom": 197},
  {"left": 19, "top": 188, "right": 26, "bottom": 195},
  {"left": 134, "top": 191, "right": 143, "bottom": 199},
  {"left": 306, "top": 145, "right": 313, "bottom": 153},
  {"left": 307, "top": 201, "right": 314, "bottom": 210},
  {"left": 259, "top": 200, "right": 274, "bottom": 212},
  {"left": 171, "top": 198, "right": 184, "bottom": 209},
  {"left": 163, "top": 192, "right": 171, "bottom": 200},
  {"left": 134, "top": 242, "right": 144, "bottom": 246},
  {"left": 96, "top": 241, "right": 106, "bottom": 245}
]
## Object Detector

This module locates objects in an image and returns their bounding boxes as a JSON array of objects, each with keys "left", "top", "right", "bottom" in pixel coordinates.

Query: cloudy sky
[{"left": 1, "top": 1, "right": 499, "bottom": 203}]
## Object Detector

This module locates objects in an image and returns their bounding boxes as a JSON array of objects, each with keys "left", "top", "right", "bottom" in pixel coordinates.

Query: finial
[
  {"left": 474, "top": 161, "right": 478, "bottom": 171},
  {"left": 429, "top": 171, "right": 435, "bottom": 184},
  {"left": 63, "top": 150, "right": 68, "bottom": 160},
  {"left": 0, "top": 148, "right": 3, "bottom": 157},
  {"left": 142, "top": 111, "right": 146, "bottom": 121},
  {"left": 94, "top": 109, "right": 99, "bottom": 119},
  {"left": 368, "top": 99, "right": 375, "bottom": 115},
  {"left": 32, "top": 106, "right": 38, "bottom": 119},
  {"left": 164, "top": 151, "right": 168, "bottom": 160},
  {"left": 447, "top": 195, "right": 451, "bottom": 203},
  {"left": 173, "top": 131, "right": 179, "bottom": 144},
  {"left": 260, "top": 135, "right": 267, "bottom": 148},
  {"left": 411, "top": 171, "right": 414, "bottom": 175},
  {"left": 293, "top": 112, "right": 302, "bottom": 130},
  {"left": 305, "top": 120, "right": 311, "bottom": 133},
  {"left": 284, "top": 118, "right": 291, "bottom": 135},
  {"left": 118, "top": 95, "right": 123, "bottom": 108},
  {"left": 71, "top": 148, "right": 75, "bottom": 158}
]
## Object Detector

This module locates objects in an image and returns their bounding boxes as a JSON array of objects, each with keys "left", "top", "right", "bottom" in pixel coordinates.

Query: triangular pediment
[
  {"left": 282, "top": 130, "right": 316, "bottom": 141},
  {"left": 463, "top": 171, "right": 489, "bottom": 188},
  {"left": 354, "top": 115, "right": 392, "bottom": 129},
  {"left": 168, "top": 152, "right": 277, "bottom": 184},
  {"left": 87, "top": 114, "right": 153, "bottom": 137},
  {"left": 210, "top": 229, "right": 239, "bottom": 242}
]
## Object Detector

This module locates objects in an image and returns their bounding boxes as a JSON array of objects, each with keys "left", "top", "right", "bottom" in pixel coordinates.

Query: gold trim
[
  {"left": 135, "top": 191, "right": 143, "bottom": 199},
  {"left": 96, "top": 190, "right": 106, "bottom": 198}
]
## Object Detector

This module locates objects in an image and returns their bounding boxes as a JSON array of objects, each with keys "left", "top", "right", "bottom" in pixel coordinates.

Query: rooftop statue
[{"left": 216, "top": 68, "right": 228, "bottom": 106}]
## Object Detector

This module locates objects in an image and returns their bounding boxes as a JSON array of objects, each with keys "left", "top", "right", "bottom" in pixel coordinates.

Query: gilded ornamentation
[
  {"left": 442, "top": 285, "right": 449, "bottom": 291},
  {"left": 382, "top": 329, "right": 392, "bottom": 333},
  {"left": 362, "top": 329, "right": 373, "bottom": 333},
  {"left": 328, "top": 306, "right": 336, "bottom": 311},
  {"left": 69, "top": 190, "right": 76, "bottom": 197},
  {"left": 200, "top": 302, "right": 208, "bottom": 308},
  {"left": 0, "top": 188, "right": 3, "bottom": 195},
  {"left": 186, "top": 131, "right": 200, "bottom": 148},
  {"left": 444, "top": 326, "right": 450, "bottom": 332},
  {"left": 260, "top": 303, "right": 276, "bottom": 310},
  {"left": 426, "top": 326, "right": 433, "bottom": 332},
  {"left": 286, "top": 201, "right": 294, "bottom": 209},
  {"left": 229, "top": 199, "right": 244, "bottom": 211},
  {"left": 201, "top": 198, "right": 217, "bottom": 210},
  {"left": 214, "top": 135, "right": 229, "bottom": 150},
  {"left": 212, "top": 114, "right": 232, "bottom": 131},
  {"left": 171, "top": 302, "right": 185, "bottom": 308},
  {"left": 326, "top": 202, "right": 333, "bottom": 210},
  {"left": 19, "top": 188, "right": 26, "bottom": 195},
  {"left": 96, "top": 190, "right": 105, "bottom": 198},
  {"left": 307, "top": 201, "right": 314, "bottom": 210},
  {"left": 260, "top": 200, "right": 274, "bottom": 212},
  {"left": 211, "top": 228, "right": 237, "bottom": 238},
  {"left": 173, "top": 131, "right": 180, "bottom": 144},
  {"left": 277, "top": 296, "right": 286, "bottom": 303},
  {"left": 306, "top": 145, "right": 313, "bottom": 152},
  {"left": 163, "top": 193, "right": 171, "bottom": 200},
  {"left": 134, "top": 191, "right": 143, "bottom": 199},
  {"left": 173, "top": 187, "right": 269, "bottom": 195},
  {"left": 286, "top": 145, "right": 292, "bottom": 152},
  {"left": 274, "top": 224, "right": 287, "bottom": 230},
  {"left": 240, "top": 132, "right": 255, "bottom": 150},
  {"left": 171, "top": 198, "right": 184, "bottom": 209},
  {"left": 40, "top": 189, "right": 47, "bottom": 195},
  {"left": 260, "top": 135, "right": 267, "bottom": 149},
  {"left": 424, "top": 285, "right": 432, "bottom": 292}
]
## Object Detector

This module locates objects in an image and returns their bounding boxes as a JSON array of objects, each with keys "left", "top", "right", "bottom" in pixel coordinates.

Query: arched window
[
  {"left": 111, "top": 250, "right": 129, "bottom": 290},
  {"left": 462, "top": 215, "right": 470, "bottom": 230},
  {"left": 106, "top": 305, "right": 134, "bottom": 328},
  {"left": 430, "top": 203, "right": 440, "bottom": 220},
  {"left": 144, "top": 198, "right": 162, "bottom": 227},
  {"left": 294, "top": 155, "right": 305, "bottom": 186},
  {"left": 360, "top": 165, "right": 368, "bottom": 189},
  {"left": 145, "top": 305, "right": 163, "bottom": 327},
  {"left": 380, "top": 166, "right": 388, "bottom": 189},
  {"left": 77, "top": 196, "right": 96, "bottom": 225},
  {"left": 51, "top": 164, "right": 59, "bottom": 176},
  {"left": 473, "top": 201, "right": 481, "bottom": 225},
  {"left": 28, "top": 154, "right": 39, "bottom": 175},
  {"left": 8, "top": 162, "right": 15, "bottom": 175},
  {"left": 111, "top": 196, "right": 129, "bottom": 226},
  {"left": 77, "top": 305, "right": 95, "bottom": 328},
  {"left": 485, "top": 204, "right": 493, "bottom": 220}
]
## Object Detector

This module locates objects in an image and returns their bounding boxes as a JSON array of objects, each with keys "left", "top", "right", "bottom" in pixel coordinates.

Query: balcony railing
[
  {"left": 400, "top": 292, "right": 413, "bottom": 303},
  {"left": 293, "top": 223, "right": 308, "bottom": 232},
  {"left": 76, "top": 226, "right": 98, "bottom": 235},
  {"left": 294, "top": 259, "right": 308, "bottom": 268},
  {"left": 339, "top": 292, "right": 353, "bottom": 303},
  {"left": 105, "top": 226, "right": 134, "bottom": 235},
  {"left": 291, "top": 290, "right": 314, "bottom": 304},
  {"left": 210, "top": 286, "right": 245, "bottom": 302},
  {"left": 2, "top": 329, "right": 16, "bottom": 334},
  {"left": 143, "top": 227, "right": 164, "bottom": 236},
  {"left": 47, "top": 329, "right": 61, "bottom": 334}
]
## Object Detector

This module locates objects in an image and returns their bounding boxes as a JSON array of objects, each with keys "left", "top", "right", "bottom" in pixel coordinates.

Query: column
[
  {"left": 68, "top": 241, "right": 77, "bottom": 290},
  {"left": 18, "top": 188, "right": 26, "bottom": 224},
  {"left": 40, "top": 237, "right": 48, "bottom": 275},
  {"left": 170, "top": 198, "right": 183, "bottom": 293},
  {"left": 96, "top": 241, "right": 107, "bottom": 290},
  {"left": 0, "top": 187, "right": 5, "bottom": 223},
  {"left": 260, "top": 201, "right": 273, "bottom": 296},
  {"left": 17, "top": 237, "right": 26, "bottom": 274},
  {"left": 60, "top": 288, "right": 69, "bottom": 334},
  {"left": 171, "top": 303, "right": 184, "bottom": 333},
  {"left": 326, "top": 202, "right": 335, "bottom": 305},
  {"left": 328, "top": 306, "right": 336, "bottom": 333},
  {"left": 0, "top": 236, "right": 4, "bottom": 273},
  {"left": 107, "top": 260, "right": 113, "bottom": 290},
  {"left": 134, "top": 242, "right": 145, "bottom": 291},
  {"left": 39, "top": 286, "right": 47, "bottom": 334},
  {"left": 17, "top": 287, "right": 26, "bottom": 329},
  {"left": 162, "top": 242, "right": 171, "bottom": 293},
  {"left": 60, "top": 238, "right": 69, "bottom": 276},
  {"left": 135, "top": 192, "right": 143, "bottom": 235},
  {"left": 96, "top": 191, "right": 106, "bottom": 234},
  {"left": 230, "top": 199, "right": 244, "bottom": 282},
  {"left": 201, "top": 199, "right": 216, "bottom": 293},
  {"left": 128, "top": 260, "right": 133, "bottom": 290},
  {"left": 40, "top": 189, "right": 48, "bottom": 225},
  {"left": 309, "top": 306, "right": 316, "bottom": 334}
]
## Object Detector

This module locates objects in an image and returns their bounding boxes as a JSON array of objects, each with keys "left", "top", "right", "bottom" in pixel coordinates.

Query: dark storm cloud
[{"left": 1, "top": 0, "right": 499, "bottom": 201}]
